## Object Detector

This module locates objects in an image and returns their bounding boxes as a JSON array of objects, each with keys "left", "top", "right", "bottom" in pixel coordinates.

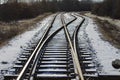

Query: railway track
[{"left": 3, "top": 13, "right": 87, "bottom": 80}]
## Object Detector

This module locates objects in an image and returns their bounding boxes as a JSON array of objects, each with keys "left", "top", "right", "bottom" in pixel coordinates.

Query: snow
[
  {"left": 67, "top": 14, "right": 83, "bottom": 37},
  {"left": 48, "top": 13, "right": 75, "bottom": 36},
  {"left": 0, "top": 14, "right": 54, "bottom": 72},
  {"left": 48, "top": 14, "right": 62, "bottom": 35},
  {"left": 0, "top": 12, "right": 120, "bottom": 77},
  {"left": 85, "top": 17, "right": 120, "bottom": 75},
  {"left": 64, "top": 13, "right": 74, "bottom": 23}
]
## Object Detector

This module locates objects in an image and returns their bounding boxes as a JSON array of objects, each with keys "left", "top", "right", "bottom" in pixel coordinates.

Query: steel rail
[
  {"left": 16, "top": 14, "right": 57, "bottom": 80},
  {"left": 16, "top": 14, "right": 77, "bottom": 80},
  {"left": 28, "top": 13, "right": 61, "bottom": 79},
  {"left": 73, "top": 15, "right": 85, "bottom": 80},
  {"left": 61, "top": 14, "right": 85, "bottom": 80},
  {"left": 30, "top": 14, "right": 77, "bottom": 80}
]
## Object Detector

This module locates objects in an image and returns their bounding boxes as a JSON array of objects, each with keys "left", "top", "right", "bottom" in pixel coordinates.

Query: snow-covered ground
[
  {"left": 0, "top": 12, "right": 120, "bottom": 77},
  {"left": 0, "top": 14, "right": 54, "bottom": 73},
  {"left": 79, "top": 16, "right": 120, "bottom": 75},
  {"left": 0, "top": 13, "right": 75, "bottom": 75}
]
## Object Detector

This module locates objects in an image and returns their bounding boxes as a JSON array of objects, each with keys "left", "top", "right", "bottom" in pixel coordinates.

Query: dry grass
[
  {"left": 95, "top": 18, "right": 120, "bottom": 49},
  {"left": 0, "top": 13, "right": 51, "bottom": 47},
  {"left": 82, "top": 12, "right": 120, "bottom": 48}
]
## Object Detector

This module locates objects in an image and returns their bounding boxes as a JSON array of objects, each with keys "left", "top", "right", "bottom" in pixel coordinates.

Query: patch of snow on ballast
[
  {"left": 85, "top": 17, "right": 120, "bottom": 75},
  {"left": 48, "top": 14, "right": 62, "bottom": 35},
  {"left": 67, "top": 14, "right": 83, "bottom": 38},
  {"left": 64, "top": 13, "right": 74, "bottom": 23},
  {"left": 0, "top": 15, "right": 54, "bottom": 72}
]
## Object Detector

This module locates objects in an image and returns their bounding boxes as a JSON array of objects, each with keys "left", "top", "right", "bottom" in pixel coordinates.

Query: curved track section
[
  {"left": 61, "top": 14, "right": 85, "bottom": 80},
  {"left": 3, "top": 13, "right": 86, "bottom": 80}
]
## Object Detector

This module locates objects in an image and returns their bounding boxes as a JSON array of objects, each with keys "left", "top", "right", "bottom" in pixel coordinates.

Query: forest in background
[
  {"left": 0, "top": 0, "right": 92, "bottom": 22},
  {"left": 92, "top": 0, "right": 120, "bottom": 19},
  {"left": 0, "top": 0, "right": 120, "bottom": 22}
]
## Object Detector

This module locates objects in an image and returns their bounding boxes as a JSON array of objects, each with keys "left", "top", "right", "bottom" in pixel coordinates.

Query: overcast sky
[
  {"left": 93, "top": 0, "right": 103, "bottom": 2},
  {"left": 0, "top": 0, "right": 103, "bottom": 4},
  {"left": 79, "top": 0, "right": 103, "bottom": 2}
]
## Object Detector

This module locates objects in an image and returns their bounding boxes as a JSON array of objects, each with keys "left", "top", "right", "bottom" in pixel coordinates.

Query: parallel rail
[
  {"left": 73, "top": 16, "right": 85, "bottom": 80},
  {"left": 16, "top": 13, "right": 77, "bottom": 80},
  {"left": 61, "top": 14, "right": 85, "bottom": 80},
  {"left": 4, "top": 13, "right": 86, "bottom": 80},
  {"left": 3, "top": 13, "right": 120, "bottom": 80},
  {"left": 16, "top": 14, "right": 58, "bottom": 80}
]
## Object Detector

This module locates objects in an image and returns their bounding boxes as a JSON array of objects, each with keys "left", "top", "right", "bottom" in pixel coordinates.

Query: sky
[
  {"left": 0, "top": 0, "right": 103, "bottom": 4},
  {"left": 93, "top": 0, "right": 103, "bottom": 2},
  {"left": 79, "top": 0, "right": 103, "bottom": 2},
  {"left": 75, "top": 0, "right": 104, "bottom": 2}
]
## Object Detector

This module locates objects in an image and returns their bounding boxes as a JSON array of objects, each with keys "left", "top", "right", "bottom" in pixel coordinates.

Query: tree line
[
  {"left": 1, "top": 0, "right": 119, "bottom": 22},
  {"left": 0, "top": 0, "right": 93, "bottom": 22},
  {"left": 92, "top": 0, "right": 120, "bottom": 19}
]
